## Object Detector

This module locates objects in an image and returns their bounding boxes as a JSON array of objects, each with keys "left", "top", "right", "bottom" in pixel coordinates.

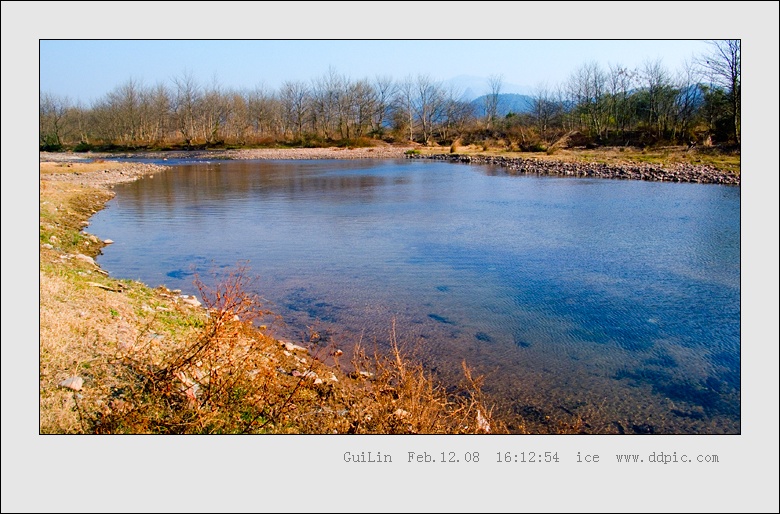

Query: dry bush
[
  {"left": 89, "top": 266, "right": 314, "bottom": 434},
  {"left": 337, "top": 321, "right": 506, "bottom": 434}
]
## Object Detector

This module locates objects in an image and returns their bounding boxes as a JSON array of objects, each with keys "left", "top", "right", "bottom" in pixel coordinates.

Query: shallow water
[{"left": 89, "top": 159, "right": 741, "bottom": 433}]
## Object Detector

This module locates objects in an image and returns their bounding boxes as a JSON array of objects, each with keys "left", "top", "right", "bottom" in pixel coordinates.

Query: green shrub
[{"left": 73, "top": 141, "right": 94, "bottom": 152}]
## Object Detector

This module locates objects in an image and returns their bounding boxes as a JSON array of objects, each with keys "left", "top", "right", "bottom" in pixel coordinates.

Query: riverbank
[
  {"left": 39, "top": 156, "right": 501, "bottom": 434},
  {"left": 40, "top": 144, "right": 416, "bottom": 163},
  {"left": 41, "top": 142, "right": 740, "bottom": 185},
  {"left": 406, "top": 152, "right": 740, "bottom": 185}
]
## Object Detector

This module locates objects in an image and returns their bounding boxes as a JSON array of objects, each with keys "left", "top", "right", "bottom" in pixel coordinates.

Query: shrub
[
  {"left": 73, "top": 141, "right": 94, "bottom": 152},
  {"left": 40, "top": 142, "right": 63, "bottom": 152}
]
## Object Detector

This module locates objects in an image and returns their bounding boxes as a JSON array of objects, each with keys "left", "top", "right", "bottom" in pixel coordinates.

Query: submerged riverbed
[{"left": 88, "top": 158, "right": 741, "bottom": 434}]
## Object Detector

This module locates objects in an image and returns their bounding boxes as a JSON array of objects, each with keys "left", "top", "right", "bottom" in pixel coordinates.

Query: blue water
[{"left": 88, "top": 159, "right": 741, "bottom": 433}]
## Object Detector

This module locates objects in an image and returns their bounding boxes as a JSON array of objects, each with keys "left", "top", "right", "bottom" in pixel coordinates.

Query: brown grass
[{"left": 418, "top": 144, "right": 741, "bottom": 174}]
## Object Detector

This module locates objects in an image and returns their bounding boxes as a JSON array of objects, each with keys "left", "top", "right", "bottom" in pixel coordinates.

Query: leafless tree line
[{"left": 40, "top": 41, "right": 739, "bottom": 150}]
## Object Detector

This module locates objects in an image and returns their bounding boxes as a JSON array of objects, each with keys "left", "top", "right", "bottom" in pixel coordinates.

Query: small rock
[
  {"left": 180, "top": 295, "right": 201, "bottom": 307},
  {"left": 103, "top": 239, "right": 114, "bottom": 245},
  {"left": 74, "top": 253, "right": 96, "bottom": 266},
  {"left": 49, "top": 235, "right": 58, "bottom": 243},
  {"left": 281, "top": 341, "right": 308, "bottom": 353},
  {"left": 58, "top": 376, "right": 84, "bottom": 391},
  {"left": 394, "top": 408, "right": 410, "bottom": 419},
  {"left": 292, "top": 370, "right": 318, "bottom": 381},
  {"left": 476, "top": 410, "right": 491, "bottom": 433},
  {"left": 88, "top": 235, "right": 99, "bottom": 243},
  {"left": 41, "top": 243, "right": 53, "bottom": 249},
  {"left": 332, "top": 349, "right": 343, "bottom": 357},
  {"left": 349, "top": 370, "right": 374, "bottom": 380}
]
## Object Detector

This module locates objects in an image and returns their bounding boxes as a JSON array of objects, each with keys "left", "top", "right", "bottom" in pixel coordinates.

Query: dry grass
[{"left": 418, "top": 144, "right": 741, "bottom": 174}]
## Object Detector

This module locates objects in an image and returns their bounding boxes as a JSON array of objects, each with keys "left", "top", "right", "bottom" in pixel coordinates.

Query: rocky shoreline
[
  {"left": 406, "top": 153, "right": 741, "bottom": 185},
  {"left": 40, "top": 148, "right": 739, "bottom": 185}
]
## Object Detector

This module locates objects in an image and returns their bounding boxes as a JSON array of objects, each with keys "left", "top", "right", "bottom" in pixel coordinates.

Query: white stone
[
  {"left": 180, "top": 295, "right": 202, "bottom": 307},
  {"left": 281, "top": 341, "right": 308, "bottom": 353},
  {"left": 74, "top": 253, "right": 96, "bottom": 266},
  {"left": 58, "top": 376, "right": 84, "bottom": 391}
]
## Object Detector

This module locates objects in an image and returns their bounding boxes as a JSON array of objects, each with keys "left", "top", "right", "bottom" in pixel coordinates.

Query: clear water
[{"left": 88, "top": 159, "right": 741, "bottom": 434}]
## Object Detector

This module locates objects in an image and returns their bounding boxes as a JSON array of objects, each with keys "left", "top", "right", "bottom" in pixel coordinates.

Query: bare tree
[
  {"left": 146, "top": 82, "right": 172, "bottom": 145},
  {"left": 484, "top": 74, "right": 503, "bottom": 130},
  {"left": 280, "top": 80, "right": 310, "bottom": 140},
  {"left": 414, "top": 74, "right": 444, "bottom": 144},
  {"left": 348, "top": 78, "right": 376, "bottom": 138},
  {"left": 198, "top": 75, "right": 230, "bottom": 145},
  {"left": 532, "top": 82, "right": 560, "bottom": 143},
  {"left": 640, "top": 59, "right": 677, "bottom": 139},
  {"left": 70, "top": 100, "right": 91, "bottom": 144},
  {"left": 439, "top": 83, "right": 473, "bottom": 143},
  {"left": 371, "top": 75, "right": 396, "bottom": 137},
  {"left": 172, "top": 70, "right": 201, "bottom": 148},
  {"left": 247, "top": 84, "right": 278, "bottom": 140},
  {"left": 567, "top": 62, "right": 608, "bottom": 138},
  {"left": 672, "top": 59, "right": 701, "bottom": 144},
  {"left": 606, "top": 63, "right": 636, "bottom": 139},
  {"left": 224, "top": 89, "right": 250, "bottom": 144},
  {"left": 311, "top": 67, "right": 342, "bottom": 140},
  {"left": 39, "top": 92, "right": 70, "bottom": 149},
  {"left": 697, "top": 39, "right": 740, "bottom": 143},
  {"left": 396, "top": 76, "right": 417, "bottom": 142}
]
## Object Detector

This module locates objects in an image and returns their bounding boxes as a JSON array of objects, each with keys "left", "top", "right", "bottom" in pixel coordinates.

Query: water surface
[{"left": 89, "top": 159, "right": 741, "bottom": 433}]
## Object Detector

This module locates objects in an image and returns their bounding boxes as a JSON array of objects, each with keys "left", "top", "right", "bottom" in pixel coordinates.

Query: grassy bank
[
  {"left": 420, "top": 144, "right": 741, "bottom": 175},
  {"left": 39, "top": 159, "right": 504, "bottom": 434}
]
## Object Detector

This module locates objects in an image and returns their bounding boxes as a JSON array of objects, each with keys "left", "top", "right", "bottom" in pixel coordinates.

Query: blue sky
[{"left": 40, "top": 39, "right": 712, "bottom": 103}]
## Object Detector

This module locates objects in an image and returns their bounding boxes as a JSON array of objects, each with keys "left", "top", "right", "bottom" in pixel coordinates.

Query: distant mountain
[
  {"left": 444, "top": 74, "right": 533, "bottom": 101},
  {"left": 471, "top": 93, "right": 535, "bottom": 117}
]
